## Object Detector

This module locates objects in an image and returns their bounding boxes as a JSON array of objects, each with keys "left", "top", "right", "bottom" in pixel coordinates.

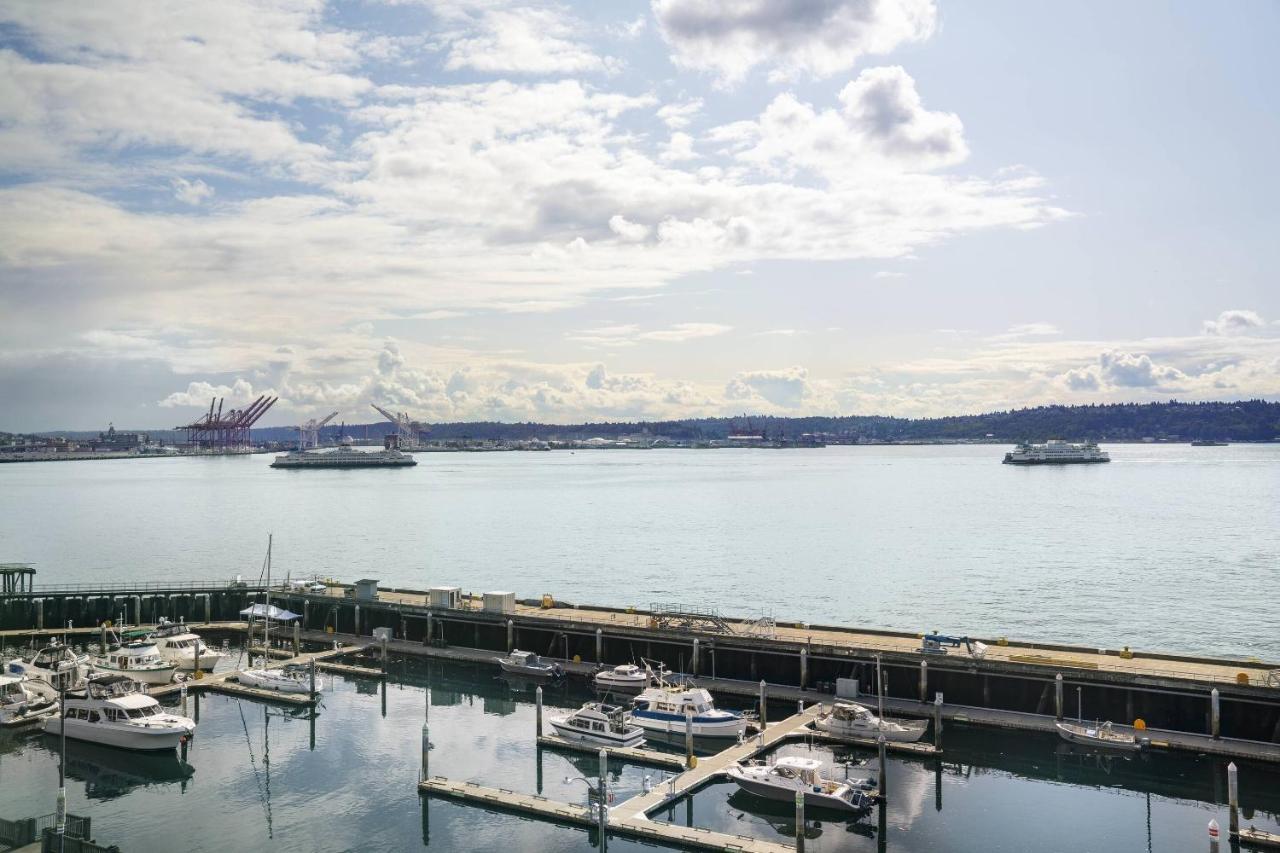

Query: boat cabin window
[{"left": 87, "top": 711, "right": 101, "bottom": 723}]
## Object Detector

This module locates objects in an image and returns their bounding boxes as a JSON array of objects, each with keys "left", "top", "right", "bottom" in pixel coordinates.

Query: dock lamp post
[{"left": 565, "top": 751, "right": 609, "bottom": 853}]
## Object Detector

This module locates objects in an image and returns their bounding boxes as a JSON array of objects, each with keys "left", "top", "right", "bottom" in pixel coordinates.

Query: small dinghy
[
  {"left": 727, "top": 756, "right": 876, "bottom": 814},
  {"left": 496, "top": 650, "right": 562, "bottom": 679},
  {"left": 1055, "top": 720, "right": 1146, "bottom": 752},
  {"left": 814, "top": 702, "right": 929, "bottom": 743},
  {"left": 547, "top": 701, "right": 645, "bottom": 748}
]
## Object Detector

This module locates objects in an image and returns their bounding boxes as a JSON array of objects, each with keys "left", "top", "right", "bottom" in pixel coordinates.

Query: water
[
  {"left": 1, "top": 444, "right": 1277, "bottom": 658},
  {"left": 2, "top": 658, "right": 1277, "bottom": 853}
]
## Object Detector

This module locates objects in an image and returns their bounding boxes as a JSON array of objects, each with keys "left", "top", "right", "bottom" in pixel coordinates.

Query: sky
[{"left": 0, "top": 0, "right": 1278, "bottom": 431}]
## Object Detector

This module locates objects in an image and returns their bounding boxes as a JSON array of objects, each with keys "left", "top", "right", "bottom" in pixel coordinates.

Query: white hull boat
[
  {"left": 1055, "top": 720, "right": 1145, "bottom": 752},
  {"left": 43, "top": 674, "right": 195, "bottom": 752},
  {"left": 496, "top": 650, "right": 563, "bottom": 679},
  {"left": 0, "top": 673, "right": 58, "bottom": 726},
  {"left": 236, "top": 663, "right": 318, "bottom": 695},
  {"left": 90, "top": 637, "right": 176, "bottom": 686},
  {"left": 631, "top": 681, "right": 745, "bottom": 739},
  {"left": 814, "top": 702, "right": 929, "bottom": 743},
  {"left": 727, "top": 757, "right": 876, "bottom": 814},
  {"left": 593, "top": 663, "right": 652, "bottom": 692},
  {"left": 7, "top": 643, "right": 90, "bottom": 692},
  {"left": 547, "top": 702, "right": 645, "bottom": 748},
  {"left": 151, "top": 620, "right": 226, "bottom": 671}
]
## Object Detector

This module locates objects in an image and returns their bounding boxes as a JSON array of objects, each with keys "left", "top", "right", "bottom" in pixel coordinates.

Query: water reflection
[{"left": 44, "top": 736, "right": 195, "bottom": 799}]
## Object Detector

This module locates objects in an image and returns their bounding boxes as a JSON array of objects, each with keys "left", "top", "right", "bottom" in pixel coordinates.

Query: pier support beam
[
  {"left": 132, "top": 595, "right": 140, "bottom": 627},
  {"left": 1228, "top": 762, "right": 1239, "bottom": 838},
  {"left": 203, "top": 594, "right": 211, "bottom": 624},
  {"left": 919, "top": 661, "right": 928, "bottom": 702},
  {"left": 800, "top": 647, "right": 808, "bottom": 690},
  {"left": 1055, "top": 674, "right": 1064, "bottom": 721},
  {"left": 1211, "top": 688, "right": 1221, "bottom": 739},
  {"left": 302, "top": 599, "right": 308, "bottom": 630},
  {"left": 425, "top": 611, "right": 433, "bottom": 645},
  {"left": 35, "top": 598, "right": 43, "bottom": 630}
]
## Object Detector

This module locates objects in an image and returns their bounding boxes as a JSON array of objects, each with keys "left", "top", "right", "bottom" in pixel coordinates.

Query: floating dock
[{"left": 536, "top": 735, "right": 687, "bottom": 771}]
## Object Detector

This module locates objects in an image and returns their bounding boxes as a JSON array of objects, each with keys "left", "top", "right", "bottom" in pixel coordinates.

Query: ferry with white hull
[
  {"left": 1003, "top": 439, "right": 1109, "bottom": 465},
  {"left": 271, "top": 445, "right": 416, "bottom": 469}
]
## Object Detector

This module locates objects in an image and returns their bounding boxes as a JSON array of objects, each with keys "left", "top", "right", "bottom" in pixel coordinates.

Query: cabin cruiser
[
  {"left": 149, "top": 620, "right": 226, "bottom": 672},
  {"left": 631, "top": 681, "right": 745, "bottom": 738},
  {"left": 1003, "top": 439, "right": 1109, "bottom": 465},
  {"left": 0, "top": 673, "right": 57, "bottom": 726},
  {"left": 43, "top": 674, "right": 195, "bottom": 751},
  {"left": 547, "top": 701, "right": 645, "bottom": 748},
  {"left": 496, "top": 650, "right": 563, "bottom": 679},
  {"left": 814, "top": 702, "right": 929, "bottom": 743},
  {"left": 7, "top": 642, "right": 90, "bottom": 691},
  {"left": 90, "top": 635, "right": 176, "bottom": 686},
  {"left": 1054, "top": 720, "right": 1146, "bottom": 752},
  {"left": 236, "top": 662, "right": 320, "bottom": 695},
  {"left": 727, "top": 756, "right": 876, "bottom": 814},
  {"left": 593, "top": 663, "right": 654, "bottom": 692}
]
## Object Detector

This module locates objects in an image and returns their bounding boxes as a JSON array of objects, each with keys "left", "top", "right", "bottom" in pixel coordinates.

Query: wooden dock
[
  {"left": 803, "top": 727, "right": 939, "bottom": 756},
  {"left": 1238, "top": 827, "right": 1280, "bottom": 849},
  {"left": 536, "top": 735, "right": 686, "bottom": 771}
]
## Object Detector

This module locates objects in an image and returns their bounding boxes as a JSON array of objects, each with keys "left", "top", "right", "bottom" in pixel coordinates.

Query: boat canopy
[{"left": 239, "top": 603, "right": 301, "bottom": 621}]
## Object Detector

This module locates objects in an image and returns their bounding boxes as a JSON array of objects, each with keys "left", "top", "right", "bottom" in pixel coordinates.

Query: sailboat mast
[{"left": 264, "top": 534, "right": 272, "bottom": 652}]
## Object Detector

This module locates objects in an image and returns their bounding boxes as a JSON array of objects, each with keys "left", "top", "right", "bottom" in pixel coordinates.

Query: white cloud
[
  {"left": 654, "top": 0, "right": 937, "bottom": 84},
  {"left": 440, "top": 6, "right": 615, "bottom": 75},
  {"left": 657, "top": 98, "right": 703, "bottom": 129},
  {"left": 567, "top": 322, "right": 731, "bottom": 346},
  {"left": 160, "top": 378, "right": 257, "bottom": 408},
  {"left": 172, "top": 178, "right": 214, "bottom": 205},
  {"left": 1202, "top": 309, "right": 1265, "bottom": 336},
  {"left": 608, "top": 214, "right": 650, "bottom": 242}
]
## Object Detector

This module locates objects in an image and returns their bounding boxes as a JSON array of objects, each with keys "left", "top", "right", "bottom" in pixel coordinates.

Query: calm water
[
  {"left": 1, "top": 444, "right": 1278, "bottom": 658},
  {"left": 2, "top": 658, "right": 1277, "bottom": 853}
]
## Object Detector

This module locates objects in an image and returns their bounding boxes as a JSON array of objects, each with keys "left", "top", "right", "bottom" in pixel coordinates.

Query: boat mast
[{"left": 263, "top": 534, "right": 273, "bottom": 655}]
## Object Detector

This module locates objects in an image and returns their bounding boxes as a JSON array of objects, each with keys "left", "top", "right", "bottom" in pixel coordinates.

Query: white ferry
[
  {"left": 1003, "top": 439, "right": 1109, "bottom": 465},
  {"left": 271, "top": 445, "right": 416, "bottom": 469}
]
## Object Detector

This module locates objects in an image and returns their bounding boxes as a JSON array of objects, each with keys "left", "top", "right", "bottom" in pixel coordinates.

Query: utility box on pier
[
  {"left": 429, "top": 586, "right": 461, "bottom": 609},
  {"left": 354, "top": 579, "right": 379, "bottom": 601},
  {"left": 482, "top": 591, "right": 515, "bottom": 614}
]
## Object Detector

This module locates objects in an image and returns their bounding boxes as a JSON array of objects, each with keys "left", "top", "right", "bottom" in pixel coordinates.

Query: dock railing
[{"left": 22, "top": 579, "right": 268, "bottom": 595}]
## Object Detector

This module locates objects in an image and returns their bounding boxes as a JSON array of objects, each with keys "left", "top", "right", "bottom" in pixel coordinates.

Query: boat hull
[
  {"left": 593, "top": 675, "right": 648, "bottom": 692},
  {"left": 90, "top": 663, "right": 176, "bottom": 686},
  {"left": 631, "top": 711, "right": 745, "bottom": 739},
  {"left": 236, "top": 670, "right": 317, "bottom": 694},
  {"left": 165, "top": 650, "right": 225, "bottom": 672},
  {"left": 1054, "top": 722, "right": 1143, "bottom": 752},
  {"left": 728, "top": 773, "right": 869, "bottom": 814},
  {"left": 814, "top": 716, "right": 927, "bottom": 743},
  {"left": 498, "top": 661, "right": 560, "bottom": 678},
  {"left": 44, "top": 717, "right": 188, "bottom": 751},
  {"left": 1002, "top": 458, "right": 1109, "bottom": 465},
  {"left": 548, "top": 718, "right": 645, "bottom": 748}
]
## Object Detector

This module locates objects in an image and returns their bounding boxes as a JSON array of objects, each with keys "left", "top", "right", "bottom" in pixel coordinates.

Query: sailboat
[{"left": 235, "top": 536, "right": 320, "bottom": 696}]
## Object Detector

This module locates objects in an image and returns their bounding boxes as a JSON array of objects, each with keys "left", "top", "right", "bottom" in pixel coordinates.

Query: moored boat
[
  {"left": 90, "top": 634, "right": 176, "bottom": 686},
  {"left": 149, "top": 619, "right": 226, "bottom": 672},
  {"left": 496, "top": 650, "right": 563, "bottom": 679},
  {"left": 0, "top": 673, "right": 58, "bottom": 726},
  {"left": 547, "top": 701, "right": 645, "bottom": 748},
  {"left": 593, "top": 663, "right": 655, "bottom": 692},
  {"left": 814, "top": 702, "right": 929, "bottom": 743},
  {"left": 43, "top": 674, "right": 195, "bottom": 751},
  {"left": 727, "top": 756, "right": 876, "bottom": 814},
  {"left": 7, "top": 642, "right": 90, "bottom": 691},
  {"left": 630, "top": 678, "right": 745, "bottom": 739},
  {"left": 1054, "top": 720, "right": 1146, "bottom": 752},
  {"left": 236, "top": 662, "right": 319, "bottom": 695}
]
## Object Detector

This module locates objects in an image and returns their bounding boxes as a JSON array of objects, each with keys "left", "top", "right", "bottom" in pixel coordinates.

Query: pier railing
[{"left": 24, "top": 579, "right": 268, "bottom": 595}]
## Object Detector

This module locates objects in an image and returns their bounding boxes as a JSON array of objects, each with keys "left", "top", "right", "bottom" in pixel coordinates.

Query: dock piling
[
  {"left": 800, "top": 646, "right": 808, "bottom": 690},
  {"left": 795, "top": 786, "right": 805, "bottom": 852},
  {"left": 1055, "top": 674, "right": 1064, "bottom": 721},
  {"left": 507, "top": 620, "right": 514, "bottom": 652},
  {"left": 180, "top": 681, "right": 188, "bottom": 718},
  {"left": 596, "top": 628, "right": 602, "bottom": 664},
  {"left": 919, "top": 661, "right": 927, "bottom": 702},
  {"left": 421, "top": 721, "right": 430, "bottom": 781},
  {"left": 310, "top": 658, "right": 317, "bottom": 700},
  {"left": 759, "top": 680, "right": 768, "bottom": 730},
  {"left": 878, "top": 734, "right": 888, "bottom": 799},
  {"left": 685, "top": 708, "right": 694, "bottom": 769},
  {"left": 1212, "top": 688, "right": 1221, "bottom": 739},
  {"left": 692, "top": 637, "right": 699, "bottom": 676},
  {"left": 293, "top": 621, "right": 301, "bottom": 656},
  {"left": 598, "top": 747, "right": 608, "bottom": 851},
  {"left": 536, "top": 686, "right": 543, "bottom": 739},
  {"left": 1208, "top": 819, "right": 1220, "bottom": 852},
  {"left": 1227, "top": 762, "right": 1238, "bottom": 837},
  {"left": 933, "top": 693, "right": 943, "bottom": 750},
  {"left": 99, "top": 623, "right": 107, "bottom": 655}
]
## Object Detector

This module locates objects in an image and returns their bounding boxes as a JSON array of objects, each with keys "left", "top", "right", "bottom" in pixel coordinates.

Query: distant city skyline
[{"left": 1, "top": 1, "right": 1277, "bottom": 431}]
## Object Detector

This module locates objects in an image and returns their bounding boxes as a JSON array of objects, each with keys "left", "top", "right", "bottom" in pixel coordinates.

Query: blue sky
[{"left": 0, "top": 0, "right": 1276, "bottom": 430}]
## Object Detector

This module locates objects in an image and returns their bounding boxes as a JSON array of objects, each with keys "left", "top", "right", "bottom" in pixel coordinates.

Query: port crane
[
  {"left": 371, "top": 404, "right": 426, "bottom": 450},
  {"left": 294, "top": 412, "right": 339, "bottom": 449},
  {"left": 919, "top": 632, "right": 989, "bottom": 659}
]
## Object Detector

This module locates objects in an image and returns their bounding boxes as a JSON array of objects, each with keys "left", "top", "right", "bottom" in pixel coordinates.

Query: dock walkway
[{"left": 147, "top": 642, "right": 364, "bottom": 706}]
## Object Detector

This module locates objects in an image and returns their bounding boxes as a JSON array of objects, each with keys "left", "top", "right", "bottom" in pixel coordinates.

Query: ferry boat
[
  {"left": 1002, "top": 439, "right": 1110, "bottom": 465},
  {"left": 0, "top": 673, "right": 57, "bottom": 726},
  {"left": 727, "top": 756, "right": 876, "bottom": 814},
  {"left": 1190, "top": 440, "right": 1229, "bottom": 447},
  {"left": 271, "top": 444, "right": 416, "bottom": 469},
  {"left": 814, "top": 702, "right": 929, "bottom": 743},
  {"left": 630, "top": 680, "right": 746, "bottom": 738},
  {"left": 546, "top": 701, "right": 645, "bottom": 747},
  {"left": 148, "top": 620, "right": 225, "bottom": 672},
  {"left": 43, "top": 674, "right": 195, "bottom": 751}
]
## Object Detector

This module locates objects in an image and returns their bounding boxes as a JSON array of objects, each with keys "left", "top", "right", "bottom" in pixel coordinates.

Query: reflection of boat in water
[
  {"left": 727, "top": 757, "right": 876, "bottom": 815},
  {"left": 47, "top": 735, "right": 195, "bottom": 798},
  {"left": 1055, "top": 720, "right": 1146, "bottom": 753},
  {"left": 814, "top": 702, "right": 928, "bottom": 743}
]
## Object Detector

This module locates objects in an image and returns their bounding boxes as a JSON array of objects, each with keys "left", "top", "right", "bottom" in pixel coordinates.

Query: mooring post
[
  {"left": 795, "top": 786, "right": 805, "bottom": 852},
  {"left": 878, "top": 734, "right": 888, "bottom": 799},
  {"left": 598, "top": 747, "right": 609, "bottom": 852},
  {"left": 309, "top": 658, "right": 317, "bottom": 701},
  {"left": 536, "top": 685, "right": 543, "bottom": 739},
  {"left": 685, "top": 708, "right": 695, "bottom": 769},
  {"left": 36, "top": 599, "right": 43, "bottom": 630},
  {"left": 354, "top": 603, "right": 361, "bottom": 637},
  {"left": 934, "top": 693, "right": 943, "bottom": 750},
  {"left": 507, "top": 620, "right": 514, "bottom": 652},
  {"left": 99, "top": 623, "right": 107, "bottom": 656},
  {"left": 381, "top": 636, "right": 389, "bottom": 673},
  {"left": 1227, "top": 762, "right": 1238, "bottom": 838},
  {"left": 597, "top": 628, "right": 603, "bottom": 664},
  {"left": 919, "top": 661, "right": 928, "bottom": 702},
  {"left": 692, "top": 638, "right": 700, "bottom": 676},
  {"left": 293, "top": 621, "right": 301, "bottom": 656},
  {"left": 426, "top": 611, "right": 433, "bottom": 645},
  {"left": 203, "top": 593, "right": 211, "bottom": 624},
  {"left": 797, "top": 698, "right": 804, "bottom": 715},
  {"left": 1055, "top": 674, "right": 1064, "bottom": 721},
  {"left": 421, "top": 720, "right": 430, "bottom": 781},
  {"left": 1211, "top": 688, "right": 1221, "bottom": 739},
  {"left": 1208, "top": 818, "right": 1220, "bottom": 852},
  {"left": 194, "top": 641, "right": 201, "bottom": 676},
  {"left": 759, "top": 679, "right": 768, "bottom": 730},
  {"left": 180, "top": 681, "right": 188, "bottom": 718},
  {"left": 800, "top": 646, "right": 808, "bottom": 690}
]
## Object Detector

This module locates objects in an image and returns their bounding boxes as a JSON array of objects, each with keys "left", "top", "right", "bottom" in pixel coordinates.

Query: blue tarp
[{"left": 239, "top": 603, "right": 301, "bottom": 621}]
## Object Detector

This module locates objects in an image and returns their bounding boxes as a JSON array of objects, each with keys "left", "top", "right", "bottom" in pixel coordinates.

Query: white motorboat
[
  {"left": 43, "top": 674, "right": 195, "bottom": 751},
  {"left": 593, "top": 663, "right": 653, "bottom": 692},
  {"left": 90, "top": 635, "right": 176, "bottom": 686},
  {"left": 7, "top": 642, "right": 90, "bottom": 691},
  {"left": 237, "top": 662, "right": 319, "bottom": 695},
  {"left": 496, "top": 650, "right": 562, "bottom": 679},
  {"left": 0, "top": 673, "right": 58, "bottom": 726},
  {"left": 814, "top": 702, "right": 929, "bottom": 743},
  {"left": 727, "top": 756, "right": 876, "bottom": 814},
  {"left": 1055, "top": 720, "right": 1146, "bottom": 752},
  {"left": 547, "top": 701, "right": 645, "bottom": 748},
  {"left": 631, "top": 679, "right": 745, "bottom": 738},
  {"left": 150, "top": 619, "right": 226, "bottom": 672}
]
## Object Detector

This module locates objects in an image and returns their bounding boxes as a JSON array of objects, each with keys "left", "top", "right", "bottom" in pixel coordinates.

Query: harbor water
[
  {"left": 1, "top": 443, "right": 1278, "bottom": 659},
  {"left": 1, "top": 656, "right": 1277, "bottom": 852}
]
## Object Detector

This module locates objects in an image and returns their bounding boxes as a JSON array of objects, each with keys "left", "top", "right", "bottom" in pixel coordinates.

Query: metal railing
[{"left": 22, "top": 579, "right": 267, "bottom": 595}]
